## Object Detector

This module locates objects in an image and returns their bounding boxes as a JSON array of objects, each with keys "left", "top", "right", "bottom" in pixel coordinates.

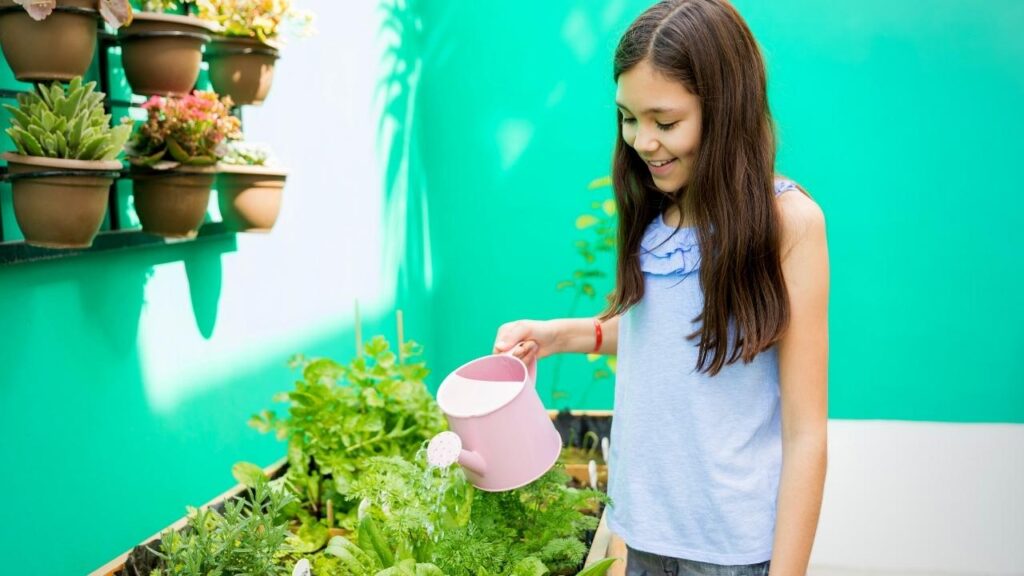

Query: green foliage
[
  {"left": 154, "top": 332, "right": 613, "bottom": 576},
  {"left": 348, "top": 456, "right": 475, "bottom": 564},
  {"left": 551, "top": 176, "right": 618, "bottom": 403},
  {"left": 433, "top": 467, "right": 608, "bottom": 576},
  {"left": 149, "top": 476, "right": 294, "bottom": 576},
  {"left": 3, "top": 77, "right": 132, "bottom": 161},
  {"left": 557, "top": 176, "right": 616, "bottom": 301},
  {"left": 250, "top": 336, "right": 447, "bottom": 522}
]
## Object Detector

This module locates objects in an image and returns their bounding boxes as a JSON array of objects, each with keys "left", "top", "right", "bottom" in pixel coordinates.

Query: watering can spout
[{"left": 427, "top": 431, "right": 488, "bottom": 476}]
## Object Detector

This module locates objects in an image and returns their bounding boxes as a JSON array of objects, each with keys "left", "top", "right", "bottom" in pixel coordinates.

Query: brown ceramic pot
[
  {"left": 216, "top": 165, "right": 287, "bottom": 232},
  {"left": 118, "top": 12, "right": 214, "bottom": 97},
  {"left": 2, "top": 153, "right": 120, "bottom": 248},
  {"left": 131, "top": 165, "right": 216, "bottom": 238},
  {"left": 0, "top": 0, "right": 98, "bottom": 82},
  {"left": 206, "top": 36, "right": 281, "bottom": 106}
]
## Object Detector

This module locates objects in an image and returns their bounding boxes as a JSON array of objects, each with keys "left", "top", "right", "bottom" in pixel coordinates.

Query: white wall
[{"left": 810, "top": 420, "right": 1024, "bottom": 576}]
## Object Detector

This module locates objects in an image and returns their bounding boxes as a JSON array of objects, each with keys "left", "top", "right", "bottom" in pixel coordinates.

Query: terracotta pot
[
  {"left": 131, "top": 165, "right": 216, "bottom": 238},
  {"left": 0, "top": 0, "right": 98, "bottom": 82},
  {"left": 206, "top": 36, "right": 281, "bottom": 106},
  {"left": 118, "top": 12, "right": 214, "bottom": 97},
  {"left": 2, "top": 153, "right": 121, "bottom": 249},
  {"left": 216, "top": 165, "right": 287, "bottom": 232}
]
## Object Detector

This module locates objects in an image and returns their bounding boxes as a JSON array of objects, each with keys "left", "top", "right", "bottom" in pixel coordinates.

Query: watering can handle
[{"left": 502, "top": 343, "right": 538, "bottom": 386}]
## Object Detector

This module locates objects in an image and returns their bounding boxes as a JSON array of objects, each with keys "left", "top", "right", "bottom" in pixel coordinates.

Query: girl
[{"left": 493, "top": 1, "right": 829, "bottom": 575}]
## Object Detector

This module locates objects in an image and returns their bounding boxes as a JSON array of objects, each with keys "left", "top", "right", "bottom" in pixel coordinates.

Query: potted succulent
[
  {"left": 117, "top": 0, "right": 216, "bottom": 97},
  {"left": 217, "top": 141, "right": 287, "bottom": 232},
  {"left": 2, "top": 77, "right": 132, "bottom": 248},
  {"left": 196, "top": 0, "right": 314, "bottom": 105},
  {"left": 125, "top": 90, "right": 241, "bottom": 238},
  {"left": 0, "top": 0, "right": 132, "bottom": 82}
]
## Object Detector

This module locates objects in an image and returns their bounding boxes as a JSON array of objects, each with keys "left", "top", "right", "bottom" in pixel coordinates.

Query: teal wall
[
  {"left": 0, "top": 2, "right": 434, "bottom": 573},
  {"left": 415, "top": 0, "right": 1024, "bottom": 422}
]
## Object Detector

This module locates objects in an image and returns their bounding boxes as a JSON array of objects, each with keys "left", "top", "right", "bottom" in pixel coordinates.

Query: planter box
[
  {"left": 551, "top": 409, "right": 612, "bottom": 490},
  {"left": 90, "top": 457, "right": 289, "bottom": 576},
  {"left": 92, "top": 411, "right": 618, "bottom": 576}
]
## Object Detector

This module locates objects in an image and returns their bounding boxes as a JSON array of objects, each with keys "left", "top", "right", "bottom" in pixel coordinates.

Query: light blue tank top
[{"left": 607, "top": 179, "right": 798, "bottom": 564}]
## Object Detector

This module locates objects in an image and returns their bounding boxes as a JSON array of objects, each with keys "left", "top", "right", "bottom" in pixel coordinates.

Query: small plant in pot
[
  {"left": 0, "top": 0, "right": 132, "bottom": 82},
  {"left": 2, "top": 77, "right": 132, "bottom": 248},
  {"left": 196, "top": 0, "right": 315, "bottom": 105},
  {"left": 217, "top": 141, "right": 287, "bottom": 232},
  {"left": 126, "top": 90, "right": 241, "bottom": 238},
  {"left": 117, "top": 0, "right": 217, "bottom": 97}
]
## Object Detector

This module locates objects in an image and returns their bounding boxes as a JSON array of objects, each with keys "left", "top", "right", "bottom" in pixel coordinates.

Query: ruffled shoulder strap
[
  {"left": 774, "top": 178, "right": 799, "bottom": 196},
  {"left": 638, "top": 216, "right": 701, "bottom": 278}
]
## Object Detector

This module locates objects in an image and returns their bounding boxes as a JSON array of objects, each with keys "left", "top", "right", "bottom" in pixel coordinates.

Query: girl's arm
[
  {"left": 769, "top": 192, "right": 830, "bottom": 576},
  {"left": 493, "top": 315, "right": 620, "bottom": 363}
]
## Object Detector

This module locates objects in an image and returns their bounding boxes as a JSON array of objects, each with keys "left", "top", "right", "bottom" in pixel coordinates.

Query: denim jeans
[{"left": 626, "top": 545, "right": 771, "bottom": 576}]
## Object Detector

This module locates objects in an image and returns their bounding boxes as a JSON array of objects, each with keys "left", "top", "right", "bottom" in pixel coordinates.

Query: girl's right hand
[{"left": 493, "top": 319, "right": 559, "bottom": 365}]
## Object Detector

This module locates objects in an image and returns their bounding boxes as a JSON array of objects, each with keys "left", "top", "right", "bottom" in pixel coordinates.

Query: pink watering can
[{"left": 426, "top": 348, "right": 562, "bottom": 492}]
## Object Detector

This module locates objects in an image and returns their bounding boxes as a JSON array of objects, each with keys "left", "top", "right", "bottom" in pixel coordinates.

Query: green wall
[
  {"left": 0, "top": 3, "right": 434, "bottom": 573},
  {"left": 414, "top": 0, "right": 1024, "bottom": 422}
]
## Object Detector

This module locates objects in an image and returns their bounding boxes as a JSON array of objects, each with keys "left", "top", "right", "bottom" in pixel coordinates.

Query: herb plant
[
  {"left": 249, "top": 336, "right": 447, "bottom": 524},
  {"left": 150, "top": 475, "right": 294, "bottom": 576},
  {"left": 4, "top": 77, "right": 132, "bottom": 161}
]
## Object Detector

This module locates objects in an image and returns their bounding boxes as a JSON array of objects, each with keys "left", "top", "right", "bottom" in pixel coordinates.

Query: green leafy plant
[
  {"left": 249, "top": 335, "right": 447, "bottom": 525},
  {"left": 195, "top": 0, "right": 315, "bottom": 41},
  {"left": 150, "top": 475, "right": 295, "bottom": 576},
  {"left": 3, "top": 77, "right": 132, "bottom": 161},
  {"left": 126, "top": 91, "right": 241, "bottom": 168},
  {"left": 433, "top": 467, "right": 608, "bottom": 576}
]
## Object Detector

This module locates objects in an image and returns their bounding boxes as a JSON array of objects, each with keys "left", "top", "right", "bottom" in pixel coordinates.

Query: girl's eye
[
  {"left": 657, "top": 121, "right": 678, "bottom": 131},
  {"left": 621, "top": 117, "right": 636, "bottom": 125}
]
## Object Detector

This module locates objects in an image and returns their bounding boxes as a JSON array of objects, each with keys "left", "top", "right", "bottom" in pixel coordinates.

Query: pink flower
[{"left": 142, "top": 95, "right": 164, "bottom": 110}]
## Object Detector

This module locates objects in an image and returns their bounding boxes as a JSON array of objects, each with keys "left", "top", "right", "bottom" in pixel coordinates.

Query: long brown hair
[{"left": 601, "top": 0, "right": 789, "bottom": 376}]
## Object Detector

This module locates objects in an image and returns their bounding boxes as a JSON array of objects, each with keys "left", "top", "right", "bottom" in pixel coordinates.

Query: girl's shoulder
[{"left": 774, "top": 178, "right": 826, "bottom": 260}]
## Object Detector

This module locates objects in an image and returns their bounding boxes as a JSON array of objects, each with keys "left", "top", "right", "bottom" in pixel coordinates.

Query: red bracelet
[{"left": 592, "top": 318, "right": 603, "bottom": 353}]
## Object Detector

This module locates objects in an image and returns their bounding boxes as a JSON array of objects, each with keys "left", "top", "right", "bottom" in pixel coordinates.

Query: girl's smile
[{"left": 645, "top": 157, "right": 678, "bottom": 176}]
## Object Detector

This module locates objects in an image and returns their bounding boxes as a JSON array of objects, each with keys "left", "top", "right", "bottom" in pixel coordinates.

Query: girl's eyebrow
[{"left": 615, "top": 102, "right": 682, "bottom": 115}]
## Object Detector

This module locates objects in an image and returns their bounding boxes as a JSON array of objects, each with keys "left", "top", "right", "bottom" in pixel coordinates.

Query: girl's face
[{"left": 616, "top": 59, "right": 703, "bottom": 195}]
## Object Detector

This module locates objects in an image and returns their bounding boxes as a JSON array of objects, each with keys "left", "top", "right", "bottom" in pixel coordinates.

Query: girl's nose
[{"left": 633, "top": 125, "right": 660, "bottom": 153}]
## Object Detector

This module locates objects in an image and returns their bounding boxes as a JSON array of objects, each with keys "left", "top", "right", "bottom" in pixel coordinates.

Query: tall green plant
[
  {"left": 249, "top": 335, "right": 447, "bottom": 525},
  {"left": 3, "top": 77, "right": 132, "bottom": 161},
  {"left": 550, "top": 176, "right": 618, "bottom": 405}
]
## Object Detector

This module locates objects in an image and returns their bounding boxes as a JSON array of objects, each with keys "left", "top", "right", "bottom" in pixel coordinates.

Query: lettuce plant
[{"left": 3, "top": 77, "right": 132, "bottom": 161}]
